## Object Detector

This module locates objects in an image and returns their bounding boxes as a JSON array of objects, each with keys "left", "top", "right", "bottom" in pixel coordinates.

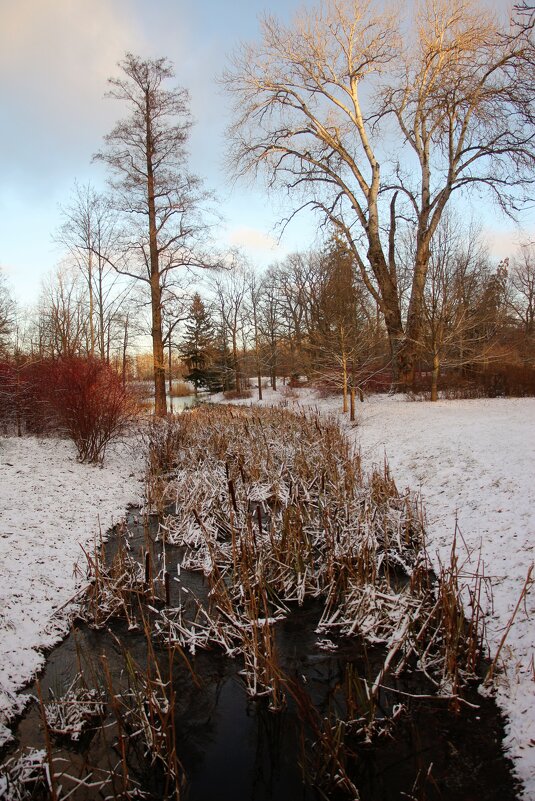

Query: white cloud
[
  {"left": 484, "top": 225, "right": 535, "bottom": 261},
  {"left": 227, "top": 226, "right": 278, "bottom": 252}
]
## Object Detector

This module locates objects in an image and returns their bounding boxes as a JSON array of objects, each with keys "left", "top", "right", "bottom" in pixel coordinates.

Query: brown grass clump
[{"left": 169, "top": 381, "right": 193, "bottom": 398}]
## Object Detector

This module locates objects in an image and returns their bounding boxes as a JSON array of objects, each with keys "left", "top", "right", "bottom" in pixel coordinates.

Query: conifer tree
[{"left": 180, "top": 293, "right": 215, "bottom": 392}]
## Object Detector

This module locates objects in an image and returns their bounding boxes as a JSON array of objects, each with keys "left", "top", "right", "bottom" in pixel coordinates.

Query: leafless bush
[
  {"left": 0, "top": 357, "right": 135, "bottom": 462},
  {"left": 49, "top": 358, "right": 135, "bottom": 464}
]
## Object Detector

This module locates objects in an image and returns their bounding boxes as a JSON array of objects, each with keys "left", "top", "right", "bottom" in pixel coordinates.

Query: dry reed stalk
[
  {"left": 35, "top": 680, "right": 59, "bottom": 801},
  {"left": 138, "top": 404, "right": 493, "bottom": 776},
  {"left": 486, "top": 563, "right": 534, "bottom": 684}
]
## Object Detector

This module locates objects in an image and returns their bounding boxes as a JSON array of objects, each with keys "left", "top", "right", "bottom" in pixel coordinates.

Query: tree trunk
[
  {"left": 122, "top": 314, "right": 129, "bottom": 388},
  {"left": 168, "top": 332, "right": 173, "bottom": 395},
  {"left": 431, "top": 352, "right": 440, "bottom": 402},
  {"left": 401, "top": 241, "right": 430, "bottom": 387},
  {"left": 151, "top": 276, "right": 167, "bottom": 417},
  {"left": 271, "top": 345, "right": 277, "bottom": 391},
  {"left": 98, "top": 258, "right": 106, "bottom": 361},
  {"left": 342, "top": 354, "right": 348, "bottom": 413},
  {"left": 146, "top": 91, "right": 167, "bottom": 417},
  {"left": 232, "top": 332, "right": 241, "bottom": 393},
  {"left": 88, "top": 249, "right": 95, "bottom": 357}
]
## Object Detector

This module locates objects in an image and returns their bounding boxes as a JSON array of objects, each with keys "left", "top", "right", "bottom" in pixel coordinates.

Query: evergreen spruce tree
[{"left": 180, "top": 294, "right": 216, "bottom": 392}]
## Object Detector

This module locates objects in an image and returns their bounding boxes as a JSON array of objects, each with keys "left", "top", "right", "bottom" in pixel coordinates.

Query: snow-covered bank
[
  {"left": 0, "top": 436, "right": 145, "bottom": 747},
  {"left": 355, "top": 395, "right": 535, "bottom": 797},
  {"left": 217, "top": 388, "right": 535, "bottom": 798}
]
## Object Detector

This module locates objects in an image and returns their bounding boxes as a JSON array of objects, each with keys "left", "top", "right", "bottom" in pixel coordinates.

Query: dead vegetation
[
  {"left": 1, "top": 405, "right": 500, "bottom": 800},
  {"left": 144, "top": 405, "right": 486, "bottom": 704}
]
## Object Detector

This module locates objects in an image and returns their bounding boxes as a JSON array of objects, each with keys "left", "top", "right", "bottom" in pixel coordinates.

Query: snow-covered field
[
  {"left": 0, "top": 436, "right": 145, "bottom": 748},
  {"left": 0, "top": 395, "right": 533, "bottom": 796}
]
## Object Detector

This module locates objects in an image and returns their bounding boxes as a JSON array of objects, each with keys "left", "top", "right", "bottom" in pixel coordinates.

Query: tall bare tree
[
  {"left": 57, "top": 182, "right": 130, "bottom": 361},
  {"left": 224, "top": 0, "right": 535, "bottom": 386},
  {"left": 0, "top": 269, "right": 15, "bottom": 356},
  {"left": 417, "top": 218, "right": 489, "bottom": 400},
  {"left": 96, "top": 54, "right": 215, "bottom": 415},
  {"left": 510, "top": 243, "right": 535, "bottom": 337},
  {"left": 38, "top": 265, "right": 90, "bottom": 359},
  {"left": 211, "top": 267, "right": 248, "bottom": 393}
]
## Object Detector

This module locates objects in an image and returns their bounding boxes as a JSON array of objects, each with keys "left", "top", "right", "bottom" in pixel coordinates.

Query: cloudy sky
[
  {"left": 0, "top": 0, "right": 530, "bottom": 306},
  {"left": 0, "top": 0, "right": 318, "bottom": 306}
]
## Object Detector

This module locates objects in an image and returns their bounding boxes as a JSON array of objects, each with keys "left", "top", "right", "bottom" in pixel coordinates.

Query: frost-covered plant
[
  {"left": 79, "top": 533, "right": 146, "bottom": 629},
  {"left": 0, "top": 749, "right": 48, "bottom": 801},
  {"left": 44, "top": 675, "right": 105, "bottom": 741},
  {"left": 144, "top": 405, "right": 487, "bottom": 707}
]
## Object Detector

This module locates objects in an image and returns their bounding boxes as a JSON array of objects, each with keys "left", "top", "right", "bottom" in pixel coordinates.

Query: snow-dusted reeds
[
  {"left": 43, "top": 675, "right": 105, "bottom": 742},
  {"left": 36, "top": 404, "right": 492, "bottom": 799},
  {"left": 145, "top": 406, "right": 488, "bottom": 710},
  {"left": 98, "top": 629, "right": 186, "bottom": 801},
  {"left": 78, "top": 519, "right": 163, "bottom": 630},
  {"left": 0, "top": 748, "right": 49, "bottom": 801}
]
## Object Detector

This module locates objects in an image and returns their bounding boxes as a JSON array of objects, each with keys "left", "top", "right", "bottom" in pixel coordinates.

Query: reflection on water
[
  {"left": 144, "top": 393, "right": 201, "bottom": 413},
  {"left": 1, "top": 510, "right": 519, "bottom": 801}
]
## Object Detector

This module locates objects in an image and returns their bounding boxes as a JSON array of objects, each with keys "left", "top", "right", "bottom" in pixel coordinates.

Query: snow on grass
[
  {"left": 0, "top": 435, "right": 144, "bottom": 747},
  {"left": 354, "top": 395, "right": 535, "bottom": 797},
  {"left": 224, "top": 386, "right": 535, "bottom": 797}
]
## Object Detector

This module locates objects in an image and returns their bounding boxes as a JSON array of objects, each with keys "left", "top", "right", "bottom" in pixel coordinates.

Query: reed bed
[
  {"left": 145, "top": 406, "right": 486, "bottom": 708},
  {"left": 43, "top": 676, "right": 105, "bottom": 742},
  {"left": 18, "top": 405, "right": 491, "bottom": 800},
  {"left": 0, "top": 749, "right": 49, "bottom": 800}
]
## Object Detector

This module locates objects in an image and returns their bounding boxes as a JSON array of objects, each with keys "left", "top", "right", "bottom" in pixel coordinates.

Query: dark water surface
[{"left": 0, "top": 509, "right": 520, "bottom": 800}]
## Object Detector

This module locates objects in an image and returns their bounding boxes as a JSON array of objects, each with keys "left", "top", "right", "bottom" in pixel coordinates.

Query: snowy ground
[
  {"left": 217, "top": 387, "right": 535, "bottom": 798},
  {"left": 0, "top": 395, "right": 533, "bottom": 796},
  {"left": 0, "top": 436, "right": 145, "bottom": 748},
  {"left": 355, "top": 395, "right": 535, "bottom": 798}
]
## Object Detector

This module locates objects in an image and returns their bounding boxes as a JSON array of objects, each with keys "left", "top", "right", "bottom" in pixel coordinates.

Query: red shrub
[
  {"left": 49, "top": 358, "right": 134, "bottom": 463},
  {"left": 0, "top": 360, "right": 51, "bottom": 435},
  {"left": 0, "top": 357, "right": 134, "bottom": 463}
]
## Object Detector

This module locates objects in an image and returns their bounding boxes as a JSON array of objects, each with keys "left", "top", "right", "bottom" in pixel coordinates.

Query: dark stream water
[{"left": 0, "top": 509, "right": 520, "bottom": 800}]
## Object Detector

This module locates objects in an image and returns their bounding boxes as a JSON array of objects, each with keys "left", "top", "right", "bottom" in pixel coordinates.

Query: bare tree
[
  {"left": 96, "top": 54, "right": 216, "bottom": 416},
  {"left": 258, "top": 268, "right": 284, "bottom": 391},
  {"left": 245, "top": 269, "right": 265, "bottom": 399},
  {"left": 224, "top": 0, "right": 535, "bottom": 386},
  {"left": 210, "top": 266, "right": 248, "bottom": 393},
  {"left": 418, "top": 218, "right": 489, "bottom": 400},
  {"left": 38, "top": 265, "right": 90, "bottom": 359},
  {"left": 271, "top": 252, "right": 320, "bottom": 378},
  {"left": 509, "top": 243, "right": 535, "bottom": 337},
  {"left": 0, "top": 269, "right": 15, "bottom": 356},
  {"left": 57, "top": 182, "right": 129, "bottom": 361}
]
